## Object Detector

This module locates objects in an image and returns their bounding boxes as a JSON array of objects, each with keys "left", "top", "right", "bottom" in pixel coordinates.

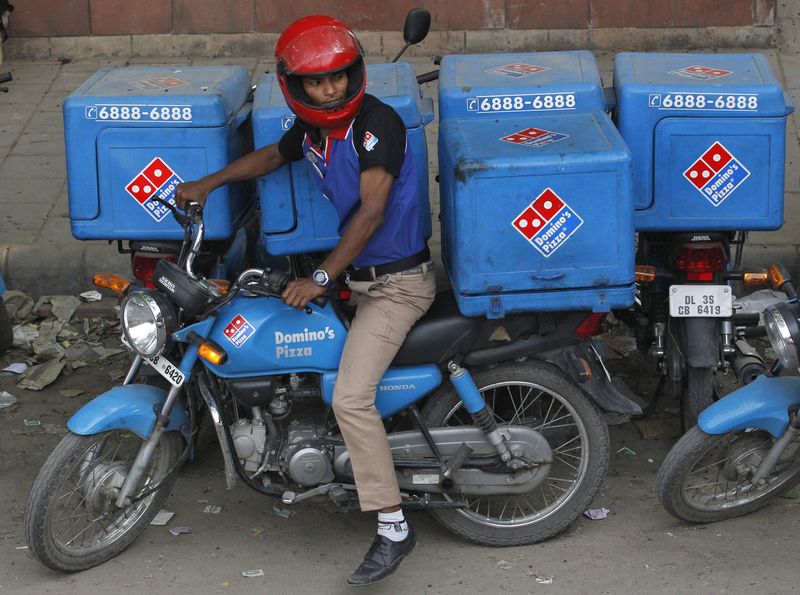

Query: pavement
[{"left": 0, "top": 50, "right": 799, "bottom": 296}]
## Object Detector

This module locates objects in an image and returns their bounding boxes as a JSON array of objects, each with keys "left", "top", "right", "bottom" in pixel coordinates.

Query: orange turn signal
[
  {"left": 635, "top": 265, "right": 657, "bottom": 283},
  {"left": 743, "top": 271, "right": 769, "bottom": 285},
  {"left": 207, "top": 279, "right": 230, "bottom": 294},
  {"left": 92, "top": 273, "right": 131, "bottom": 296},
  {"left": 198, "top": 341, "right": 227, "bottom": 365},
  {"left": 768, "top": 264, "right": 787, "bottom": 289}
]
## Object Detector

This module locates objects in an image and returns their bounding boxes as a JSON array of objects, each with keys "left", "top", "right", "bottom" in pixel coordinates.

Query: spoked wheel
[
  {"left": 421, "top": 361, "right": 609, "bottom": 546},
  {"left": 25, "top": 430, "right": 183, "bottom": 572},
  {"left": 657, "top": 426, "right": 800, "bottom": 523}
]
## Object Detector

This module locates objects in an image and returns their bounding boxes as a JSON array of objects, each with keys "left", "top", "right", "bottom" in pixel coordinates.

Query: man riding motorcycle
[{"left": 176, "top": 15, "right": 434, "bottom": 586}]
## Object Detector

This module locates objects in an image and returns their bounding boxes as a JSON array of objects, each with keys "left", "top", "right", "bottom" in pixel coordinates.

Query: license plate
[
  {"left": 121, "top": 335, "right": 185, "bottom": 387},
  {"left": 145, "top": 354, "right": 185, "bottom": 387},
  {"left": 669, "top": 285, "right": 732, "bottom": 318}
]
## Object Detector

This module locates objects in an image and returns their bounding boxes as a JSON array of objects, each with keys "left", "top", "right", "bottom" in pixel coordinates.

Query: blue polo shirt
[{"left": 278, "top": 95, "right": 425, "bottom": 268}]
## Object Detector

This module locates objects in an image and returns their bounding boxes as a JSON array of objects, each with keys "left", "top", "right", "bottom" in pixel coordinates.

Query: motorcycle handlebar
[{"left": 417, "top": 70, "right": 439, "bottom": 83}]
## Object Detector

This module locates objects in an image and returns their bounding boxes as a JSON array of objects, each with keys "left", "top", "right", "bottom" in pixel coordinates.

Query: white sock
[{"left": 377, "top": 510, "right": 409, "bottom": 542}]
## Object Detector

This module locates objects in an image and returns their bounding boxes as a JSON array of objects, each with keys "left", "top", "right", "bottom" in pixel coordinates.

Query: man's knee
[{"left": 332, "top": 386, "right": 375, "bottom": 418}]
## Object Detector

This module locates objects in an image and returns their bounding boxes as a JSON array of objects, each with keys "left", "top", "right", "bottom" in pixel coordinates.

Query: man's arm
[
  {"left": 175, "top": 143, "right": 286, "bottom": 208},
  {"left": 281, "top": 165, "right": 393, "bottom": 309}
]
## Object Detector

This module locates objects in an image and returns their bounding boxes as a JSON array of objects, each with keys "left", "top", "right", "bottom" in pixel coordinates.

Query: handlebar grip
[
  {"left": 0, "top": 72, "right": 12, "bottom": 84},
  {"left": 312, "top": 295, "right": 329, "bottom": 308},
  {"left": 184, "top": 201, "right": 204, "bottom": 223},
  {"left": 416, "top": 70, "right": 439, "bottom": 84}
]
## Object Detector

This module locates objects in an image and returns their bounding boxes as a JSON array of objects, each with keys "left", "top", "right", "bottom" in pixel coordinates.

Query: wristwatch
[{"left": 312, "top": 268, "right": 334, "bottom": 288}]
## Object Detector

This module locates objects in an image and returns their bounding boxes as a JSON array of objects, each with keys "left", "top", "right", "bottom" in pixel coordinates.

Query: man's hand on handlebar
[
  {"left": 175, "top": 179, "right": 214, "bottom": 209},
  {"left": 282, "top": 278, "right": 327, "bottom": 310}
]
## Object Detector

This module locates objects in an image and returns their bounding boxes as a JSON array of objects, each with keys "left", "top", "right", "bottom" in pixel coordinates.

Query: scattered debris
[
  {"left": 168, "top": 526, "right": 192, "bottom": 536},
  {"left": 18, "top": 359, "right": 66, "bottom": 391},
  {"left": 584, "top": 507, "right": 610, "bottom": 520},
  {"left": 0, "top": 391, "right": 18, "bottom": 411},
  {"left": 150, "top": 510, "right": 175, "bottom": 526},
  {"left": 79, "top": 290, "right": 103, "bottom": 302},
  {"left": 249, "top": 527, "right": 267, "bottom": 536},
  {"left": 616, "top": 446, "right": 636, "bottom": 456},
  {"left": 2, "top": 362, "right": 28, "bottom": 375},
  {"left": 14, "top": 546, "right": 28, "bottom": 550},
  {"left": 272, "top": 506, "right": 295, "bottom": 519},
  {"left": 534, "top": 575, "right": 554, "bottom": 584},
  {"left": 665, "top": 532, "right": 675, "bottom": 537},
  {"left": 4, "top": 291, "right": 35, "bottom": 322},
  {"left": 241, "top": 569, "right": 265, "bottom": 578},
  {"left": 648, "top": 458, "right": 655, "bottom": 463},
  {"left": 23, "top": 419, "right": 41, "bottom": 427},
  {"left": 59, "top": 388, "right": 84, "bottom": 398},
  {"left": 203, "top": 504, "right": 223, "bottom": 514},
  {"left": 780, "top": 488, "right": 800, "bottom": 500},
  {"left": 602, "top": 334, "right": 637, "bottom": 359},
  {"left": 37, "top": 295, "right": 81, "bottom": 323},
  {"left": 12, "top": 324, "right": 39, "bottom": 349},
  {"left": 496, "top": 560, "right": 513, "bottom": 570},
  {"left": 33, "top": 320, "right": 66, "bottom": 360},
  {"left": 635, "top": 418, "right": 682, "bottom": 440}
]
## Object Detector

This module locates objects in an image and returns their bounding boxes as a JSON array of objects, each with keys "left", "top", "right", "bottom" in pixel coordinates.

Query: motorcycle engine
[
  {"left": 231, "top": 419, "right": 268, "bottom": 473},
  {"left": 283, "top": 426, "right": 334, "bottom": 487}
]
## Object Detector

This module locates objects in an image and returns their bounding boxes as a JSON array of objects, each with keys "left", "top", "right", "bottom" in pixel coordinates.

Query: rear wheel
[
  {"left": 25, "top": 430, "right": 183, "bottom": 573},
  {"left": 421, "top": 360, "right": 609, "bottom": 546}
]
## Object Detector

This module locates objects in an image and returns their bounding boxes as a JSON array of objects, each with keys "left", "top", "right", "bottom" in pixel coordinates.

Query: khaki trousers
[{"left": 332, "top": 264, "right": 436, "bottom": 511}]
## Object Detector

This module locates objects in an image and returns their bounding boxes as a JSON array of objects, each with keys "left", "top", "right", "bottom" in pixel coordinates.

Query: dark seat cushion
[{"left": 392, "top": 290, "right": 479, "bottom": 366}]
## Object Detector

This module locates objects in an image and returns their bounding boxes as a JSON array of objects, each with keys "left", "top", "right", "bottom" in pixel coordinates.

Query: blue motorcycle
[
  {"left": 24, "top": 204, "right": 641, "bottom": 572},
  {"left": 657, "top": 263, "right": 800, "bottom": 522}
]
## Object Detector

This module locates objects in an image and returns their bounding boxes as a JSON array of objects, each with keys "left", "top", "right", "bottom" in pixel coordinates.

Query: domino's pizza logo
[
  {"left": 500, "top": 127, "right": 568, "bottom": 148},
  {"left": 223, "top": 314, "right": 256, "bottom": 348},
  {"left": 512, "top": 188, "right": 584, "bottom": 258},
  {"left": 683, "top": 142, "right": 750, "bottom": 207},
  {"left": 487, "top": 63, "right": 549, "bottom": 78},
  {"left": 363, "top": 131, "right": 379, "bottom": 152},
  {"left": 125, "top": 157, "right": 183, "bottom": 222},
  {"left": 669, "top": 65, "right": 733, "bottom": 80}
]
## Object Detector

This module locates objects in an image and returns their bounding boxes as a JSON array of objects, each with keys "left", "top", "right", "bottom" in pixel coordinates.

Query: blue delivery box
[
  {"left": 64, "top": 67, "right": 254, "bottom": 240},
  {"left": 438, "top": 51, "right": 608, "bottom": 121},
  {"left": 438, "top": 52, "right": 634, "bottom": 318},
  {"left": 614, "top": 53, "right": 795, "bottom": 231},
  {"left": 252, "top": 62, "right": 434, "bottom": 255}
]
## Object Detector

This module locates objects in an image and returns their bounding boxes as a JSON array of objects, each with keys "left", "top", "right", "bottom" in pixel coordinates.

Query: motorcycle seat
[{"left": 392, "top": 290, "right": 479, "bottom": 366}]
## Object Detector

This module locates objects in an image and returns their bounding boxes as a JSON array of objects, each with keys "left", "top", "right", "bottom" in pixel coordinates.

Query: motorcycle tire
[
  {"left": 657, "top": 425, "right": 800, "bottom": 523},
  {"left": 681, "top": 366, "right": 714, "bottom": 431},
  {"left": 0, "top": 297, "right": 13, "bottom": 353},
  {"left": 25, "top": 429, "right": 183, "bottom": 573},
  {"left": 420, "top": 360, "right": 609, "bottom": 546}
]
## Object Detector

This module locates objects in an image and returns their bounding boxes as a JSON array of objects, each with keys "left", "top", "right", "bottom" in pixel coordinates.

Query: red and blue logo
[
  {"left": 125, "top": 157, "right": 183, "bottom": 222},
  {"left": 223, "top": 314, "right": 256, "bottom": 348},
  {"left": 487, "top": 63, "right": 549, "bottom": 78},
  {"left": 512, "top": 188, "right": 584, "bottom": 258},
  {"left": 500, "top": 127, "right": 568, "bottom": 148},
  {"left": 669, "top": 65, "right": 733, "bottom": 80},
  {"left": 683, "top": 142, "right": 750, "bottom": 207}
]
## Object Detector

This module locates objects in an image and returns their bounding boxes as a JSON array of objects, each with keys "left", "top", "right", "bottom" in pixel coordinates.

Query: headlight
[
  {"left": 763, "top": 302, "right": 800, "bottom": 371},
  {"left": 120, "top": 291, "right": 176, "bottom": 357}
]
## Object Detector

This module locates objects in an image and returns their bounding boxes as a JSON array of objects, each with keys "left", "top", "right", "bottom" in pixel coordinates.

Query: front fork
[{"left": 115, "top": 346, "right": 198, "bottom": 508}]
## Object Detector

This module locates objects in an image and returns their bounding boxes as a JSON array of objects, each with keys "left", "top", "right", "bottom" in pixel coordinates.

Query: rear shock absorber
[{"left": 447, "top": 362, "right": 512, "bottom": 464}]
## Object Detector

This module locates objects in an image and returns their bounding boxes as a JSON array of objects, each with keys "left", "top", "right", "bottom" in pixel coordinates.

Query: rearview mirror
[{"left": 403, "top": 8, "right": 431, "bottom": 45}]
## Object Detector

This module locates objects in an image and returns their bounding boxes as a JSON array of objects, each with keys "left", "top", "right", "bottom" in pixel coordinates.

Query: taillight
[
  {"left": 574, "top": 312, "right": 607, "bottom": 339},
  {"left": 132, "top": 253, "right": 177, "bottom": 288},
  {"left": 673, "top": 242, "right": 726, "bottom": 281}
]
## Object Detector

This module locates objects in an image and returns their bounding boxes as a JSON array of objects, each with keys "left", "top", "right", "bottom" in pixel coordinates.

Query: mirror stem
[{"left": 391, "top": 42, "right": 411, "bottom": 63}]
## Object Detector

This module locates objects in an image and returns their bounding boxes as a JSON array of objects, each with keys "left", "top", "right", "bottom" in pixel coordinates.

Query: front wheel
[
  {"left": 657, "top": 425, "right": 800, "bottom": 523},
  {"left": 421, "top": 360, "right": 610, "bottom": 546},
  {"left": 682, "top": 366, "right": 715, "bottom": 431},
  {"left": 25, "top": 430, "right": 183, "bottom": 573}
]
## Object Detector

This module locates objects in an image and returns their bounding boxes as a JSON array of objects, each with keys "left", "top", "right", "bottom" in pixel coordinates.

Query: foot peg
[
  {"left": 443, "top": 443, "right": 473, "bottom": 478},
  {"left": 281, "top": 483, "right": 356, "bottom": 506}
]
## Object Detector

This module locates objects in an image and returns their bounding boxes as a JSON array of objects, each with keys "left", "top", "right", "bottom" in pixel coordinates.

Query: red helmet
[{"left": 275, "top": 15, "right": 366, "bottom": 128}]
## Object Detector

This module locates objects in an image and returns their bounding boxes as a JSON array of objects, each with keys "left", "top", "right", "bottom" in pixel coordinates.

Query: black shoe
[{"left": 347, "top": 524, "right": 417, "bottom": 586}]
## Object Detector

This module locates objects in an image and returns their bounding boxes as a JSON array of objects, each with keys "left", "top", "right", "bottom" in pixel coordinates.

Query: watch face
[{"left": 313, "top": 269, "right": 329, "bottom": 286}]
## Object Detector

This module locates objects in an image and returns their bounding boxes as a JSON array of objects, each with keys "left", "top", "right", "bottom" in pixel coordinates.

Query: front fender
[
  {"left": 698, "top": 375, "right": 800, "bottom": 438},
  {"left": 67, "top": 385, "right": 191, "bottom": 441}
]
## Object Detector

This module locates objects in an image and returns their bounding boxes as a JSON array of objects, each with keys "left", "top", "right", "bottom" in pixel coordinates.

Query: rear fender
[
  {"left": 698, "top": 375, "right": 800, "bottom": 438},
  {"left": 67, "top": 385, "right": 191, "bottom": 441}
]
